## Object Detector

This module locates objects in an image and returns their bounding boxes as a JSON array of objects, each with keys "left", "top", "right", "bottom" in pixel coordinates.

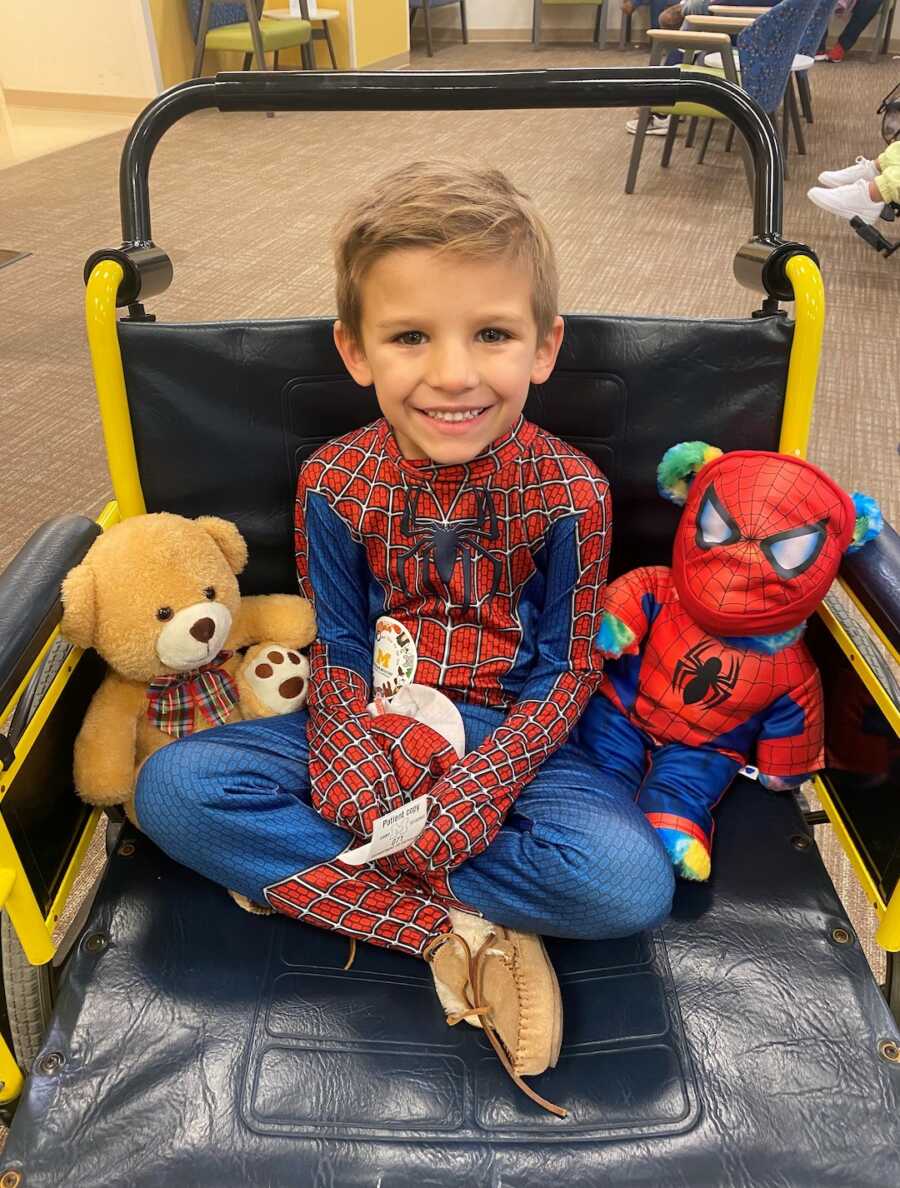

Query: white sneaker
[
  {"left": 626, "top": 114, "right": 671, "bottom": 136},
  {"left": 817, "top": 156, "right": 878, "bottom": 188},
  {"left": 807, "top": 179, "right": 883, "bottom": 225}
]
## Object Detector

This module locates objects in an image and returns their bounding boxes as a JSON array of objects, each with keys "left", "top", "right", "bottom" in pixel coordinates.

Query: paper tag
[
  {"left": 339, "top": 796, "right": 430, "bottom": 866},
  {"left": 372, "top": 615, "right": 417, "bottom": 698},
  {"left": 739, "top": 765, "right": 759, "bottom": 780}
]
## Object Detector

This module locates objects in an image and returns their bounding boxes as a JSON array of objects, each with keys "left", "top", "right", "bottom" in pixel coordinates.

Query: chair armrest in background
[{"left": 840, "top": 519, "right": 900, "bottom": 658}]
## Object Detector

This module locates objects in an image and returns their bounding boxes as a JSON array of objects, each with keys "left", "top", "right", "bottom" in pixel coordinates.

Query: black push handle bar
[{"left": 86, "top": 69, "right": 817, "bottom": 304}]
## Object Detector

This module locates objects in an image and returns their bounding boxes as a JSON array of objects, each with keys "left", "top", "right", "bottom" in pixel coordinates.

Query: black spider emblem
[
  {"left": 398, "top": 486, "right": 501, "bottom": 611},
  {"left": 672, "top": 641, "right": 741, "bottom": 709}
]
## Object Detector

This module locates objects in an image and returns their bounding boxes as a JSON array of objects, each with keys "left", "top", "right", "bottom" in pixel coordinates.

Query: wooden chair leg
[
  {"left": 625, "top": 109, "right": 651, "bottom": 193},
  {"left": 242, "top": 52, "right": 252, "bottom": 70},
  {"left": 685, "top": 116, "right": 699, "bottom": 148},
  {"left": 422, "top": 0, "right": 434, "bottom": 55},
  {"left": 595, "top": 2, "right": 611, "bottom": 49},
  {"left": 273, "top": 50, "right": 280, "bottom": 69},
  {"left": 459, "top": 0, "right": 468, "bottom": 44},
  {"left": 796, "top": 71, "right": 813, "bottom": 124},
  {"left": 323, "top": 21, "right": 337, "bottom": 67},
  {"left": 661, "top": 115, "right": 680, "bottom": 167},
  {"left": 788, "top": 77, "right": 806, "bottom": 155},
  {"left": 193, "top": 0, "right": 213, "bottom": 78},
  {"left": 725, "top": 124, "right": 735, "bottom": 153},
  {"left": 778, "top": 104, "right": 790, "bottom": 181},
  {"left": 619, "top": 9, "right": 631, "bottom": 48},
  {"left": 696, "top": 118, "right": 715, "bottom": 164},
  {"left": 870, "top": 0, "right": 893, "bottom": 62}
]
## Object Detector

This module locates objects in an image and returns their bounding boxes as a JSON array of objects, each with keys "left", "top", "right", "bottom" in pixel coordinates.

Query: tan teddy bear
[{"left": 60, "top": 512, "right": 316, "bottom": 829}]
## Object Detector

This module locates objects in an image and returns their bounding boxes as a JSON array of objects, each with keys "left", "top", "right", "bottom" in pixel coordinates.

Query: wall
[{"left": 0, "top": 0, "right": 161, "bottom": 103}]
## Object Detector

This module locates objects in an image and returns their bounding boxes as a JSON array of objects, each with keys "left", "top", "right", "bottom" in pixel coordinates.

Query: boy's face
[{"left": 334, "top": 248, "right": 564, "bottom": 465}]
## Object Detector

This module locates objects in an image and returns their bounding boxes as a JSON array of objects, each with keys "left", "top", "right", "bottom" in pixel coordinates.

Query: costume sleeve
[
  {"left": 596, "top": 566, "right": 669, "bottom": 657},
  {"left": 755, "top": 665, "right": 824, "bottom": 780},
  {"left": 393, "top": 474, "right": 611, "bottom": 875},
  {"left": 296, "top": 479, "right": 407, "bottom": 838}
]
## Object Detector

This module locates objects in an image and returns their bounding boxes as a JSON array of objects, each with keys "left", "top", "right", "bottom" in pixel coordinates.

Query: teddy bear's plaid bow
[{"left": 146, "top": 651, "right": 238, "bottom": 738}]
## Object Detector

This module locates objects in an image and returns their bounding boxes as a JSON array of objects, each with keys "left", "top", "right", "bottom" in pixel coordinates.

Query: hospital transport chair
[{"left": 0, "top": 68, "right": 898, "bottom": 1186}]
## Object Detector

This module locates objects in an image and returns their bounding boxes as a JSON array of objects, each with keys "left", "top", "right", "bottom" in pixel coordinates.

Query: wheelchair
[{"left": 0, "top": 68, "right": 898, "bottom": 1186}]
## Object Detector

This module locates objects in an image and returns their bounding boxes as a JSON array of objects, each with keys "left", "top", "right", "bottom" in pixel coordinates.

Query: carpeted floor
[{"left": 1, "top": 41, "right": 897, "bottom": 978}]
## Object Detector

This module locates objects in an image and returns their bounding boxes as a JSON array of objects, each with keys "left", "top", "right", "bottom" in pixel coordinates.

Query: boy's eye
[
  {"left": 477, "top": 328, "right": 509, "bottom": 343},
  {"left": 394, "top": 331, "right": 425, "bottom": 346}
]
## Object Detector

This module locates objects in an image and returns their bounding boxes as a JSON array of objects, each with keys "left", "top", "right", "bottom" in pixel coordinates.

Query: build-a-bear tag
[{"left": 372, "top": 615, "right": 417, "bottom": 698}]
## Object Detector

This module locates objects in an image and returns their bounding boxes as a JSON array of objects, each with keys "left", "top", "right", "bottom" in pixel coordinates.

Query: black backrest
[{"left": 119, "top": 313, "right": 792, "bottom": 594}]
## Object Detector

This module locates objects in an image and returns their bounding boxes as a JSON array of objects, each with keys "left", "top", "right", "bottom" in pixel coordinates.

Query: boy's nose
[{"left": 426, "top": 345, "right": 479, "bottom": 393}]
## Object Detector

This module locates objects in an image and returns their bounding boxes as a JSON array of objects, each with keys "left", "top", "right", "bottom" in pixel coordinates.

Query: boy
[{"left": 135, "top": 162, "right": 674, "bottom": 1111}]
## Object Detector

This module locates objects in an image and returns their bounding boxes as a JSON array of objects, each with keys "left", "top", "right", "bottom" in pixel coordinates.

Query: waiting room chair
[
  {"left": 267, "top": 3, "right": 340, "bottom": 69},
  {"left": 188, "top": 0, "right": 312, "bottom": 76},
  {"left": 533, "top": 0, "right": 612, "bottom": 51},
  {"left": 625, "top": 0, "right": 820, "bottom": 191},
  {"left": 410, "top": 0, "right": 468, "bottom": 57}
]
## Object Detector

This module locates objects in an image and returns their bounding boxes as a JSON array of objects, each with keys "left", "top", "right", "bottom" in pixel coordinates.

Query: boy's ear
[
  {"left": 530, "top": 316, "right": 564, "bottom": 386},
  {"left": 333, "top": 321, "right": 374, "bottom": 388}
]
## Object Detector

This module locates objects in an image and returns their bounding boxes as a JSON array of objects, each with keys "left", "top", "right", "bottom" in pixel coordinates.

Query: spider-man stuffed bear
[{"left": 578, "top": 442, "right": 882, "bottom": 881}]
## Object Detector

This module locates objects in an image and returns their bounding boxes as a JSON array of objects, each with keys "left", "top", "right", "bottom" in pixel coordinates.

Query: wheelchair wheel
[
  {"left": 5, "top": 636, "right": 73, "bottom": 748},
  {"left": 0, "top": 913, "right": 56, "bottom": 1074}
]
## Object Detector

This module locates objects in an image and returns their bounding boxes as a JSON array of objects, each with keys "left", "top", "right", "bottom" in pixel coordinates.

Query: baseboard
[{"left": 2, "top": 89, "right": 150, "bottom": 115}]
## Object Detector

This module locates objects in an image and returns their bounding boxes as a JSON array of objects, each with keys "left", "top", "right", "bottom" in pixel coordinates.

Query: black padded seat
[{"left": 5, "top": 778, "right": 899, "bottom": 1184}]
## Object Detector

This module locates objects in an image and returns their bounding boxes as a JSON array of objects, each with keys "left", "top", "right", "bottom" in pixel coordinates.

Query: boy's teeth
[{"left": 425, "top": 408, "right": 485, "bottom": 423}]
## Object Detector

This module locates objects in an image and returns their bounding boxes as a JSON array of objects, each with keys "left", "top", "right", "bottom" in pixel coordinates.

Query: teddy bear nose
[{"left": 190, "top": 617, "right": 217, "bottom": 643}]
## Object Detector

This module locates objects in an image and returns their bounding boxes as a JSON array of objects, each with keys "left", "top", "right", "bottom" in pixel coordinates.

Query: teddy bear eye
[
  {"left": 203, "top": 586, "right": 216, "bottom": 600},
  {"left": 156, "top": 606, "right": 174, "bottom": 621}
]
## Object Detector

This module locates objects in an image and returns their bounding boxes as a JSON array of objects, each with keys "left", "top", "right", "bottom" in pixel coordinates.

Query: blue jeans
[
  {"left": 838, "top": 0, "right": 882, "bottom": 50},
  {"left": 135, "top": 703, "right": 675, "bottom": 947}
]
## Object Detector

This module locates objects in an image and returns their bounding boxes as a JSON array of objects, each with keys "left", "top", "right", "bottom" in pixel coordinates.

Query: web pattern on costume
[
  {"left": 262, "top": 419, "right": 610, "bottom": 955},
  {"left": 599, "top": 567, "right": 824, "bottom": 774}
]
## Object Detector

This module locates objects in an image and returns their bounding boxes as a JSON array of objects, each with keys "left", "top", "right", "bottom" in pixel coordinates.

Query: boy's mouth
[{"left": 418, "top": 406, "right": 490, "bottom": 425}]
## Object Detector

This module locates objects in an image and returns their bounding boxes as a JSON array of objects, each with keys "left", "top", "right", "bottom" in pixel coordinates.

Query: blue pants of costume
[
  {"left": 577, "top": 695, "right": 740, "bottom": 847},
  {"left": 135, "top": 702, "right": 675, "bottom": 946}
]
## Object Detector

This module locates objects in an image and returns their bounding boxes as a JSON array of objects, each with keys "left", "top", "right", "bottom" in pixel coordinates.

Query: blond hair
[{"left": 333, "top": 160, "right": 559, "bottom": 342}]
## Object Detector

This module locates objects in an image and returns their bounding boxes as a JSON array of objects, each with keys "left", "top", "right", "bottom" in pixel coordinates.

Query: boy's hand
[
  {"left": 383, "top": 783, "right": 510, "bottom": 877},
  {"left": 309, "top": 712, "right": 457, "bottom": 839}
]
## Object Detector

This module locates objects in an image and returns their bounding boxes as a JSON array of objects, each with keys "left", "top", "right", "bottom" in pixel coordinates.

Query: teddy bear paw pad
[{"left": 245, "top": 645, "right": 310, "bottom": 713}]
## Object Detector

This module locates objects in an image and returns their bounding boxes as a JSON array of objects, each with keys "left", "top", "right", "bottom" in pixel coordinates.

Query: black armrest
[
  {"left": 0, "top": 516, "right": 101, "bottom": 720},
  {"left": 840, "top": 520, "right": 900, "bottom": 656}
]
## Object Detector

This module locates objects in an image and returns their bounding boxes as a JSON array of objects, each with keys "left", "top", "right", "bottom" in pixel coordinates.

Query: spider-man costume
[
  {"left": 135, "top": 417, "right": 676, "bottom": 956},
  {"left": 579, "top": 447, "right": 862, "bottom": 881}
]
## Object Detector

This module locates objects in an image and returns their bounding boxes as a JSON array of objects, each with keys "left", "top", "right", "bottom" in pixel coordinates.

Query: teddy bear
[
  {"left": 577, "top": 442, "right": 882, "bottom": 883},
  {"left": 60, "top": 512, "right": 316, "bottom": 828}
]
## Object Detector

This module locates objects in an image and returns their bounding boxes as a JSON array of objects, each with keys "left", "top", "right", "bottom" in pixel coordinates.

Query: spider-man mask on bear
[{"left": 670, "top": 450, "right": 857, "bottom": 638}]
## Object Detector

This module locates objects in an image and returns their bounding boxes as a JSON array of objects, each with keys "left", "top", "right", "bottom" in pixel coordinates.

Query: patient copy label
[{"left": 338, "top": 797, "right": 430, "bottom": 866}]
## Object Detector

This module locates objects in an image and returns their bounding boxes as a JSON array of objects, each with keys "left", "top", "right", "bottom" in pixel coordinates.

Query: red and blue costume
[
  {"left": 134, "top": 417, "right": 676, "bottom": 956},
  {"left": 579, "top": 443, "right": 878, "bottom": 881}
]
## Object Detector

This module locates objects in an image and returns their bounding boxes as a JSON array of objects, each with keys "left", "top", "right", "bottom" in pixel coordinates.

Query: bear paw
[
  {"left": 656, "top": 827, "right": 712, "bottom": 882},
  {"left": 239, "top": 642, "right": 310, "bottom": 717}
]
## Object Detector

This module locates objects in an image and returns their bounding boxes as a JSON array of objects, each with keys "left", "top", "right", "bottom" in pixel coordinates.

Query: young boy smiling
[{"left": 135, "top": 162, "right": 674, "bottom": 1113}]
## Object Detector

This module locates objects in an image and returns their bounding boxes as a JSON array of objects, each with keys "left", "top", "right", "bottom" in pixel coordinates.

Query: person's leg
[
  {"left": 452, "top": 700, "right": 675, "bottom": 939},
  {"left": 635, "top": 743, "right": 740, "bottom": 880},
  {"left": 837, "top": 0, "right": 882, "bottom": 52},
  {"left": 875, "top": 141, "right": 900, "bottom": 204},
  {"left": 134, "top": 711, "right": 350, "bottom": 902}
]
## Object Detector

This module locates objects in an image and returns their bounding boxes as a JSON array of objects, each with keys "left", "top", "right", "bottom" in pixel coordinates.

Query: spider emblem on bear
[{"left": 672, "top": 641, "right": 741, "bottom": 709}]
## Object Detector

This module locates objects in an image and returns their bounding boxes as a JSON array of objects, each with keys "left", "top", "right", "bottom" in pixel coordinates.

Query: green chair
[
  {"left": 533, "top": 0, "right": 611, "bottom": 50},
  {"left": 191, "top": 0, "right": 312, "bottom": 77}
]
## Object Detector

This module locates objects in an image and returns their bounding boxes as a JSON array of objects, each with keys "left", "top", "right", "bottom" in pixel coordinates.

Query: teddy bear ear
[
  {"left": 195, "top": 516, "right": 248, "bottom": 575},
  {"left": 846, "top": 492, "right": 884, "bottom": 553},
  {"left": 657, "top": 441, "right": 723, "bottom": 506},
  {"left": 60, "top": 562, "right": 96, "bottom": 649}
]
